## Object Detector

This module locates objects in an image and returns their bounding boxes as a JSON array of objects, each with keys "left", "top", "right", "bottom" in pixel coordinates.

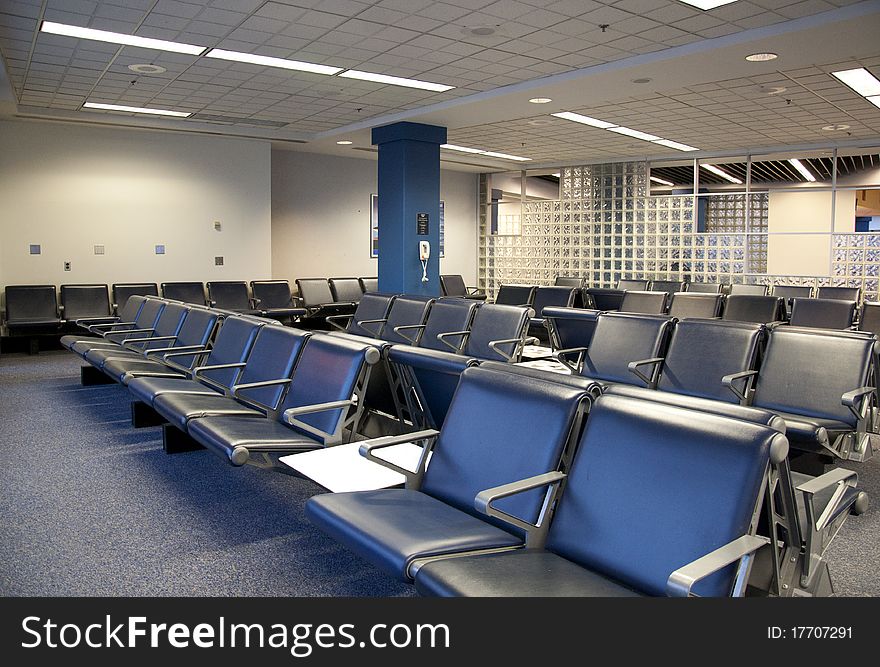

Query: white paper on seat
[
  {"left": 279, "top": 442, "right": 429, "bottom": 493},
  {"left": 521, "top": 344, "right": 554, "bottom": 360},
  {"left": 515, "top": 358, "right": 573, "bottom": 375}
]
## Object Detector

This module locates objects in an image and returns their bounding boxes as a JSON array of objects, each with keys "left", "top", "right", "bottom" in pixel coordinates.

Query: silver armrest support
[
  {"left": 475, "top": 470, "right": 566, "bottom": 548},
  {"left": 722, "top": 369, "right": 758, "bottom": 403},
  {"left": 358, "top": 429, "right": 440, "bottom": 490},
  {"left": 392, "top": 324, "right": 425, "bottom": 345},
  {"left": 355, "top": 317, "right": 388, "bottom": 337},
  {"left": 627, "top": 356, "right": 665, "bottom": 387},
  {"left": 283, "top": 399, "right": 354, "bottom": 443},
  {"left": 161, "top": 348, "right": 211, "bottom": 375},
  {"left": 554, "top": 346, "right": 588, "bottom": 374},
  {"left": 841, "top": 386, "right": 874, "bottom": 423},
  {"left": 666, "top": 534, "right": 769, "bottom": 597},
  {"left": 144, "top": 344, "right": 206, "bottom": 359},
  {"left": 325, "top": 313, "right": 353, "bottom": 332},
  {"left": 437, "top": 330, "right": 470, "bottom": 353},
  {"left": 231, "top": 378, "right": 291, "bottom": 415},
  {"left": 123, "top": 334, "right": 177, "bottom": 352},
  {"left": 797, "top": 467, "right": 862, "bottom": 531},
  {"left": 488, "top": 336, "right": 535, "bottom": 362}
]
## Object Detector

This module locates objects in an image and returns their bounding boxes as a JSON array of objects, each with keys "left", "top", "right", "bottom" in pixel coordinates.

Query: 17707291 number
[{"left": 768, "top": 627, "right": 853, "bottom": 639}]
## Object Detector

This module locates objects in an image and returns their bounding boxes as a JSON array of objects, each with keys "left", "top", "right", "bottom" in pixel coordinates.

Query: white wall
[
  {"left": 0, "top": 120, "right": 271, "bottom": 295},
  {"left": 272, "top": 150, "right": 478, "bottom": 284}
]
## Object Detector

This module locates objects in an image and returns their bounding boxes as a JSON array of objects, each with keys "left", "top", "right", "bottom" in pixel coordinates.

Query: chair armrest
[
  {"left": 666, "top": 534, "right": 770, "bottom": 597},
  {"left": 359, "top": 429, "right": 440, "bottom": 490},
  {"left": 231, "top": 378, "right": 291, "bottom": 414},
  {"left": 488, "top": 336, "right": 534, "bottom": 362},
  {"left": 627, "top": 356, "right": 665, "bottom": 387},
  {"left": 161, "top": 349, "right": 211, "bottom": 376},
  {"left": 356, "top": 317, "right": 388, "bottom": 336},
  {"left": 722, "top": 369, "right": 758, "bottom": 403},
  {"left": 283, "top": 399, "right": 355, "bottom": 444},
  {"left": 437, "top": 330, "right": 470, "bottom": 353},
  {"left": 554, "top": 346, "right": 588, "bottom": 374},
  {"left": 325, "top": 313, "right": 353, "bottom": 332},
  {"left": 90, "top": 319, "right": 130, "bottom": 332},
  {"left": 392, "top": 324, "right": 425, "bottom": 345},
  {"left": 841, "top": 386, "right": 874, "bottom": 422},
  {"left": 123, "top": 334, "right": 177, "bottom": 352},
  {"left": 250, "top": 297, "right": 261, "bottom": 309},
  {"left": 105, "top": 327, "right": 155, "bottom": 343},
  {"left": 193, "top": 362, "right": 245, "bottom": 382},
  {"left": 144, "top": 344, "right": 207, "bottom": 359},
  {"left": 797, "top": 467, "right": 866, "bottom": 528},
  {"left": 475, "top": 471, "right": 566, "bottom": 548}
]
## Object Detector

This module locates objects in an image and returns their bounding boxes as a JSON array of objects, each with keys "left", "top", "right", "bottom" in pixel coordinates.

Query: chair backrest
[
  {"left": 251, "top": 280, "right": 293, "bottom": 309},
  {"left": 235, "top": 326, "right": 310, "bottom": 408},
  {"left": 420, "top": 365, "right": 589, "bottom": 533},
  {"left": 418, "top": 298, "right": 479, "bottom": 351},
  {"left": 817, "top": 286, "right": 861, "bottom": 302},
  {"left": 657, "top": 319, "right": 764, "bottom": 402},
  {"left": 207, "top": 281, "right": 251, "bottom": 311},
  {"left": 546, "top": 394, "right": 780, "bottom": 597},
  {"left": 585, "top": 288, "right": 625, "bottom": 311},
  {"left": 329, "top": 277, "right": 364, "bottom": 303},
  {"left": 464, "top": 303, "right": 532, "bottom": 361},
  {"left": 380, "top": 296, "right": 433, "bottom": 345},
  {"left": 543, "top": 307, "right": 601, "bottom": 351},
  {"left": 554, "top": 276, "right": 584, "bottom": 288},
  {"left": 4, "top": 285, "right": 58, "bottom": 323},
  {"left": 161, "top": 282, "right": 206, "bottom": 306},
  {"left": 117, "top": 295, "right": 148, "bottom": 323},
  {"left": 359, "top": 277, "right": 378, "bottom": 293},
  {"left": 729, "top": 283, "right": 768, "bottom": 296},
  {"left": 200, "top": 316, "right": 263, "bottom": 388},
  {"left": 278, "top": 334, "right": 379, "bottom": 442},
  {"left": 296, "top": 278, "right": 334, "bottom": 306},
  {"left": 144, "top": 302, "right": 189, "bottom": 347},
  {"left": 345, "top": 293, "right": 395, "bottom": 337},
  {"left": 753, "top": 328, "right": 876, "bottom": 426},
  {"left": 721, "top": 294, "right": 785, "bottom": 324},
  {"left": 440, "top": 274, "right": 467, "bottom": 297},
  {"left": 581, "top": 312, "right": 672, "bottom": 385},
  {"left": 171, "top": 307, "right": 219, "bottom": 355},
  {"left": 616, "top": 279, "right": 648, "bottom": 290},
  {"left": 789, "top": 297, "right": 856, "bottom": 330},
  {"left": 495, "top": 284, "right": 536, "bottom": 307},
  {"left": 668, "top": 292, "right": 723, "bottom": 319},
  {"left": 112, "top": 283, "right": 159, "bottom": 313},
  {"left": 132, "top": 297, "right": 166, "bottom": 329},
  {"left": 773, "top": 285, "right": 813, "bottom": 301},
  {"left": 685, "top": 282, "right": 723, "bottom": 294},
  {"left": 858, "top": 301, "right": 880, "bottom": 336},
  {"left": 619, "top": 290, "right": 667, "bottom": 314},
  {"left": 649, "top": 279, "right": 684, "bottom": 295},
  {"left": 531, "top": 286, "right": 576, "bottom": 316},
  {"left": 60, "top": 284, "right": 111, "bottom": 320}
]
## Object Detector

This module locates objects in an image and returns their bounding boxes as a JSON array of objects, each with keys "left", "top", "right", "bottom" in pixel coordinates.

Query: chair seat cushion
[
  {"left": 84, "top": 346, "right": 137, "bottom": 368},
  {"left": 101, "top": 357, "right": 184, "bottom": 384},
  {"left": 153, "top": 392, "right": 263, "bottom": 430},
  {"left": 305, "top": 489, "right": 522, "bottom": 581},
  {"left": 69, "top": 339, "right": 120, "bottom": 357},
  {"left": 187, "top": 414, "right": 319, "bottom": 464},
  {"left": 771, "top": 411, "right": 852, "bottom": 451},
  {"left": 61, "top": 334, "right": 101, "bottom": 350},
  {"left": 388, "top": 345, "right": 474, "bottom": 374},
  {"left": 414, "top": 549, "right": 643, "bottom": 597},
  {"left": 8, "top": 318, "right": 61, "bottom": 329},
  {"left": 127, "top": 376, "right": 221, "bottom": 406}
]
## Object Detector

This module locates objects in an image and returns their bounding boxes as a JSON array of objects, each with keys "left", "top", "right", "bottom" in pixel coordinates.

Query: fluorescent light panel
[
  {"left": 339, "top": 70, "right": 453, "bottom": 92},
  {"left": 831, "top": 68, "right": 880, "bottom": 97},
  {"left": 441, "top": 144, "right": 529, "bottom": 161},
  {"left": 701, "top": 164, "right": 742, "bottom": 184},
  {"left": 551, "top": 111, "right": 615, "bottom": 128},
  {"left": 788, "top": 158, "right": 816, "bottom": 182},
  {"left": 205, "top": 48, "right": 341, "bottom": 75},
  {"left": 677, "top": 0, "right": 739, "bottom": 10},
  {"left": 868, "top": 95, "right": 880, "bottom": 109},
  {"left": 650, "top": 176, "right": 674, "bottom": 187},
  {"left": 83, "top": 102, "right": 191, "bottom": 117},
  {"left": 653, "top": 138, "right": 699, "bottom": 152},
  {"left": 607, "top": 126, "right": 661, "bottom": 141},
  {"left": 553, "top": 112, "right": 700, "bottom": 152},
  {"left": 41, "top": 21, "right": 205, "bottom": 56}
]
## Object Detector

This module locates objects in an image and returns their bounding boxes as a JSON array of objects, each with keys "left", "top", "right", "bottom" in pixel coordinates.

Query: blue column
[{"left": 372, "top": 121, "right": 447, "bottom": 296}]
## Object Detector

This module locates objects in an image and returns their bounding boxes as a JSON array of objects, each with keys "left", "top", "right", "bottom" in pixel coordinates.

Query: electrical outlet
[
  {"left": 63, "top": 261, "right": 71, "bottom": 271},
  {"left": 214, "top": 256, "right": 224, "bottom": 266}
]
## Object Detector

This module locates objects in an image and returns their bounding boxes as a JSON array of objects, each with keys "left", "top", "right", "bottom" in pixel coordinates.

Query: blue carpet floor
[
  {"left": 1, "top": 350, "right": 877, "bottom": 596},
  {"left": 0, "top": 350, "right": 413, "bottom": 597}
]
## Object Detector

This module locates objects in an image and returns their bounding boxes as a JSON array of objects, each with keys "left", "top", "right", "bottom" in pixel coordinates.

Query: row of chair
[{"left": 305, "top": 362, "right": 867, "bottom": 597}]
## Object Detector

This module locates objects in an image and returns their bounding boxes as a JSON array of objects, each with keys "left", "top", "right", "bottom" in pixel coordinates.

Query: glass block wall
[{"left": 476, "top": 162, "right": 880, "bottom": 301}]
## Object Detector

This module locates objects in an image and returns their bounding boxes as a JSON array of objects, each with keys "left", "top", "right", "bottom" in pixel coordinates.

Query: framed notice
[{"left": 370, "top": 194, "right": 444, "bottom": 258}]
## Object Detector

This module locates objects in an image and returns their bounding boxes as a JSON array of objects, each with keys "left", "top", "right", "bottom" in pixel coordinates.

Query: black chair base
[
  {"left": 131, "top": 400, "right": 167, "bottom": 428},
  {"left": 80, "top": 365, "right": 115, "bottom": 386},
  {"left": 788, "top": 451, "right": 833, "bottom": 476},
  {"left": 163, "top": 424, "right": 205, "bottom": 454}
]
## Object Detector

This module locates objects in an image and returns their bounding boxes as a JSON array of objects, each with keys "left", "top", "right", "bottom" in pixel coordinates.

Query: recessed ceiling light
[
  {"left": 441, "top": 144, "right": 530, "bottom": 161},
  {"left": 128, "top": 64, "right": 167, "bottom": 74},
  {"left": 831, "top": 67, "right": 880, "bottom": 97},
  {"left": 83, "top": 102, "right": 191, "bottom": 117},
  {"left": 205, "top": 48, "right": 341, "bottom": 75},
  {"left": 745, "top": 52, "right": 778, "bottom": 62},
  {"left": 529, "top": 97, "right": 552, "bottom": 104},
  {"left": 631, "top": 78, "right": 652, "bottom": 84},
  {"left": 677, "top": 0, "right": 739, "bottom": 9},
  {"left": 336, "top": 140, "right": 353, "bottom": 145},
  {"left": 41, "top": 21, "right": 206, "bottom": 56},
  {"left": 527, "top": 119, "right": 553, "bottom": 126},
  {"left": 822, "top": 123, "right": 850, "bottom": 131},
  {"left": 607, "top": 126, "right": 661, "bottom": 141},
  {"left": 701, "top": 164, "right": 742, "bottom": 184},
  {"left": 788, "top": 158, "right": 816, "bottom": 183},
  {"left": 653, "top": 139, "right": 699, "bottom": 152},
  {"left": 551, "top": 111, "right": 615, "bottom": 128},
  {"left": 441, "top": 144, "right": 484, "bottom": 154},
  {"left": 463, "top": 26, "right": 497, "bottom": 36},
  {"left": 650, "top": 176, "right": 675, "bottom": 187},
  {"left": 867, "top": 95, "right": 880, "bottom": 109},
  {"left": 339, "top": 70, "right": 453, "bottom": 92}
]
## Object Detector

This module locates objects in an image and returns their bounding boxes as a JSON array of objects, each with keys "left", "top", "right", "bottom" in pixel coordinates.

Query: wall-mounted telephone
[{"left": 419, "top": 241, "right": 430, "bottom": 282}]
